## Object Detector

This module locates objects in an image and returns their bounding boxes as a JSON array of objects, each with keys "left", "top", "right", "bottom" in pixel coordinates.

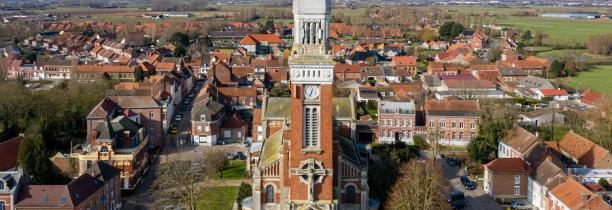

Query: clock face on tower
[{"left": 304, "top": 85, "right": 320, "bottom": 100}]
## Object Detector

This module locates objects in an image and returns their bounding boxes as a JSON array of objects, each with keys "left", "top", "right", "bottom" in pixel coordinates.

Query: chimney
[
  {"left": 124, "top": 130, "right": 130, "bottom": 147},
  {"left": 91, "top": 130, "right": 98, "bottom": 145}
]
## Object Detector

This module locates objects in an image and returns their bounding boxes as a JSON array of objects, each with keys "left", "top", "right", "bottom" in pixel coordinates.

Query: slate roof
[
  {"left": 94, "top": 115, "right": 142, "bottom": 146},
  {"left": 191, "top": 99, "right": 225, "bottom": 121},
  {"left": 0, "top": 135, "right": 24, "bottom": 171},
  {"left": 531, "top": 157, "right": 564, "bottom": 185},
  {"left": 16, "top": 174, "right": 104, "bottom": 208},
  {"left": 86, "top": 161, "right": 120, "bottom": 183}
]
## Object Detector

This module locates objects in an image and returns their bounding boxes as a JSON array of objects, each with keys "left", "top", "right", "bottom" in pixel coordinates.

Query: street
[
  {"left": 438, "top": 157, "right": 502, "bottom": 210},
  {"left": 121, "top": 79, "right": 247, "bottom": 210}
]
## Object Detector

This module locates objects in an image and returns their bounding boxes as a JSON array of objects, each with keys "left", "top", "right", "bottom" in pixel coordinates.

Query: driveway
[
  {"left": 440, "top": 160, "right": 502, "bottom": 210},
  {"left": 421, "top": 151, "right": 502, "bottom": 210}
]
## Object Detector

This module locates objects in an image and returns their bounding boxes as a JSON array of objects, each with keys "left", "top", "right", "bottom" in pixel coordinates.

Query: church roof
[
  {"left": 338, "top": 135, "right": 363, "bottom": 167},
  {"left": 260, "top": 129, "right": 284, "bottom": 167}
]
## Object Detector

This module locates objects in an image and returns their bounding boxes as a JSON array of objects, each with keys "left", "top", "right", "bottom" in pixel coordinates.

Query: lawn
[
  {"left": 196, "top": 186, "right": 239, "bottom": 210},
  {"left": 497, "top": 17, "right": 612, "bottom": 44},
  {"left": 212, "top": 160, "right": 246, "bottom": 180},
  {"left": 566, "top": 65, "right": 612, "bottom": 95}
]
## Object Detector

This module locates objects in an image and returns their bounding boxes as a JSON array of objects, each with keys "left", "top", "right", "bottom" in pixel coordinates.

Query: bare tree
[
  {"left": 204, "top": 150, "right": 227, "bottom": 178},
  {"left": 151, "top": 159, "right": 205, "bottom": 210},
  {"left": 385, "top": 161, "right": 450, "bottom": 210}
]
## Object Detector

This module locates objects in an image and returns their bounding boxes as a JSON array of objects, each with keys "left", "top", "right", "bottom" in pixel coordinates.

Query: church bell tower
[{"left": 287, "top": 0, "right": 338, "bottom": 209}]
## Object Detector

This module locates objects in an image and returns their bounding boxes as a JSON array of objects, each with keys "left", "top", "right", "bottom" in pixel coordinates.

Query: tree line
[{"left": 0, "top": 80, "right": 112, "bottom": 184}]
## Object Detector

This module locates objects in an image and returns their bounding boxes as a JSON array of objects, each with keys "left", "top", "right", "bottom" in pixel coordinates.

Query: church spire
[{"left": 292, "top": 0, "right": 331, "bottom": 55}]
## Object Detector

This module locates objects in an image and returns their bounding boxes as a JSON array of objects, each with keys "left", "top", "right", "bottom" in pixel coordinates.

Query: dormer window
[
  {"left": 100, "top": 146, "right": 109, "bottom": 154},
  {"left": 201, "top": 115, "right": 206, "bottom": 121}
]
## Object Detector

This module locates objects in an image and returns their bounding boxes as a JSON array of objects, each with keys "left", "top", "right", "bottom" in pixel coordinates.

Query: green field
[
  {"left": 196, "top": 186, "right": 239, "bottom": 210},
  {"left": 497, "top": 17, "right": 612, "bottom": 44},
  {"left": 566, "top": 65, "right": 612, "bottom": 95},
  {"left": 537, "top": 50, "right": 612, "bottom": 64}
]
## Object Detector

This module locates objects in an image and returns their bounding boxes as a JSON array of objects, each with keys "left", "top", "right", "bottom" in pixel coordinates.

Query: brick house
[
  {"left": 424, "top": 100, "right": 480, "bottom": 146},
  {"left": 191, "top": 98, "right": 225, "bottom": 146},
  {"left": 87, "top": 96, "right": 163, "bottom": 146},
  {"left": 72, "top": 113, "right": 150, "bottom": 191},
  {"left": 548, "top": 177, "right": 609, "bottom": 210},
  {"left": 334, "top": 64, "right": 362, "bottom": 81},
  {"left": 238, "top": 34, "right": 283, "bottom": 55},
  {"left": 213, "top": 86, "right": 258, "bottom": 110},
  {"left": 498, "top": 67, "right": 528, "bottom": 83},
  {"left": 390, "top": 56, "right": 418, "bottom": 78},
  {"left": 377, "top": 100, "right": 416, "bottom": 144},
  {"left": 483, "top": 158, "right": 529, "bottom": 202},
  {"left": 498, "top": 126, "right": 540, "bottom": 159},
  {"left": 557, "top": 131, "right": 612, "bottom": 169},
  {"left": 16, "top": 162, "right": 121, "bottom": 210},
  {"left": 219, "top": 113, "right": 248, "bottom": 144}
]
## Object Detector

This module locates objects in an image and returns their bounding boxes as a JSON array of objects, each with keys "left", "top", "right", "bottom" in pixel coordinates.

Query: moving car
[{"left": 448, "top": 191, "right": 466, "bottom": 209}]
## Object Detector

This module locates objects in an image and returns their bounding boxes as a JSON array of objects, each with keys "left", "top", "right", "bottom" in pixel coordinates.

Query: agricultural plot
[
  {"left": 566, "top": 65, "right": 612, "bottom": 95},
  {"left": 497, "top": 17, "right": 612, "bottom": 44}
]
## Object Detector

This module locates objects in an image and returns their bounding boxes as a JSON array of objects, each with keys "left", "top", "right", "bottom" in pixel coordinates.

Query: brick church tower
[{"left": 250, "top": 1, "right": 369, "bottom": 210}]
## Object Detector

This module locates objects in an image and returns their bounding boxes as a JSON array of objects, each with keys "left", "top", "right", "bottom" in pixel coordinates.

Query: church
[{"left": 244, "top": 0, "right": 370, "bottom": 210}]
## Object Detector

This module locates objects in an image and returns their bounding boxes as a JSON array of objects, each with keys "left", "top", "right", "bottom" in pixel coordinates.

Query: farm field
[
  {"left": 497, "top": 17, "right": 612, "bottom": 44},
  {"left": 566, "top": 65, "right": 612, "bottom": 95}
]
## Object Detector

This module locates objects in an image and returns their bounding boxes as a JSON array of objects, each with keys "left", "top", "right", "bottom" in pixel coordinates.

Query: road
[{"left": 421, "top": 151, "right": 502, "bottom": 210}]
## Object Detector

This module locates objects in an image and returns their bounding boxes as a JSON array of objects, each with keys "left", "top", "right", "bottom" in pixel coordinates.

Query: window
[
  {"left": 100, "top": 146, "right": 109, "bottom": 153},
  {"left": 470, "top": 122, "right": 476, "bottom": 129},
  {"left": 381, "top": 131, "right": 386, "bottom": 138},
  {"left": 430, "top": 121, "right": 435, "bottom": 127},
  {"left": 237, "top": 131, "right": 242, "bottom": 138},
  {"left": 400, "top": 120, "right": 405, "bottom": 126},
  {"left": 0, "top": 201, "right": 5, "bottom": 210},
  {"left": 471, "top": 133, "right": 476, "bottom": 139},
  {"left": 451, "top": 122, "right": 456, "bottom": 128},
  {"left": 452, "top": 132, "right": 456, "bottom": 140},
  {"left": 440, "top": 122, "right": 446, "bottom": 128},
  {"left": 205, "top": 126, "right": 210, "bottom": 132},
  {"left": 514, "top": 186, "right": 520, "bottom": 196},
  {"left": 514, "top": 175, "right": 520, "bottom": 185},
  {"left": 224, "top": 130, "right": 231, "bottom": 138},
  {"left": 459, "top": 122, "right": 464, "bottom": 128},
  {"left": 304, "top": 107, "right": 319, "bottom": 148},
  {"left": 440, "top": 132, "right": 446, "bottom": 139},
  {"left": 408, "top": 120, "right": 412, "bottom": 128},
  {"left": 149, "top": 112, "right": 154, "bottom": 119},
  {"left": 265, "top": 185, "right": 275, "bottom": 203},
  {"left": 0, "top": 182, "right": 4, "bottom": 190},
  {"left": 197, "top": 126, "right": 202, "bottom": 131},
  {"left": 345, "top": 185, "right": 357, "bottom": 203},
  {"left": 381, "top": 119, "right": 386, "bottom": 126},
  {"left": 459, "top": 132, "right": 464, "bottom": 140}
]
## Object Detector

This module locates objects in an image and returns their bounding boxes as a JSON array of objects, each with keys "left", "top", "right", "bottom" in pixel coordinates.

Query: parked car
[
  {"left": 460, "top": 176, "right": 476, "bottom": 190},
  {"left": 447, "top": 157, "right": 459, "bottom": 166},
  {"left": 448, "top": 191, "right": 466, "bottom": 209},
  {"left": 170, "top": 127, "right": 178, "bottom": 135},
  {"left": 511, "top": 200, "right": 531, "bottom": 210},
  {"left": 242, "top": 140, "right": 251, "bottom": 148},
  {"left": 236, "top": 152, "right": 246, "bottom": 160},
  {"left": 175, "top": 114, "right": 183, "bottom": 122}
]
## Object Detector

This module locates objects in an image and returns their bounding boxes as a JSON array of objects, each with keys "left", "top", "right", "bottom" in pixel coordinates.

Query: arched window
[
  {"left": 0, "top": 201, "right": 5, "bottom": 210},
  {"left": 265, "top": 185, "right": 275, "bottom": 203},
  {"left": 100, "top": 146, "right": 109, "bottom": 153},
  {"left": 345, "top": 185, "right": 356, "bottom": 203}
]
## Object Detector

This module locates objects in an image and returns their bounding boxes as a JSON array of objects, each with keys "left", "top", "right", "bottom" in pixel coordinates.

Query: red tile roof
[
  {"left": 391, "top": 56, "right": 417, "bottom": 66},
  {"left": 549, "top": 177, "right": 594, "bottom": 210},
  {"left": 540, "top": 89, "right": 569, "bottom": 97},
  {"left": 0, "top": 135, "right": 24, "bottom": 171},
  {"left": 239, "top": 34, "right": 283, "bottom": 45},
  {"left": 334, "top": 64, "right": 361, "bottom": 73},
  {"left": 485, "top": 158, "right": 528, "bottom": 173}
]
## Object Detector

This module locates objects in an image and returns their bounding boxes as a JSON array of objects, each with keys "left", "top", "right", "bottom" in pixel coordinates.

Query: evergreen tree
[
  {"left": 550, "top": 60, "right": 564, "bottom": 78},
  {"left": 236, "top": 182, "right": 253, "bottom": 208},
  {"left": 18, "top": 123, "right": 53, "bottom": 184}
]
